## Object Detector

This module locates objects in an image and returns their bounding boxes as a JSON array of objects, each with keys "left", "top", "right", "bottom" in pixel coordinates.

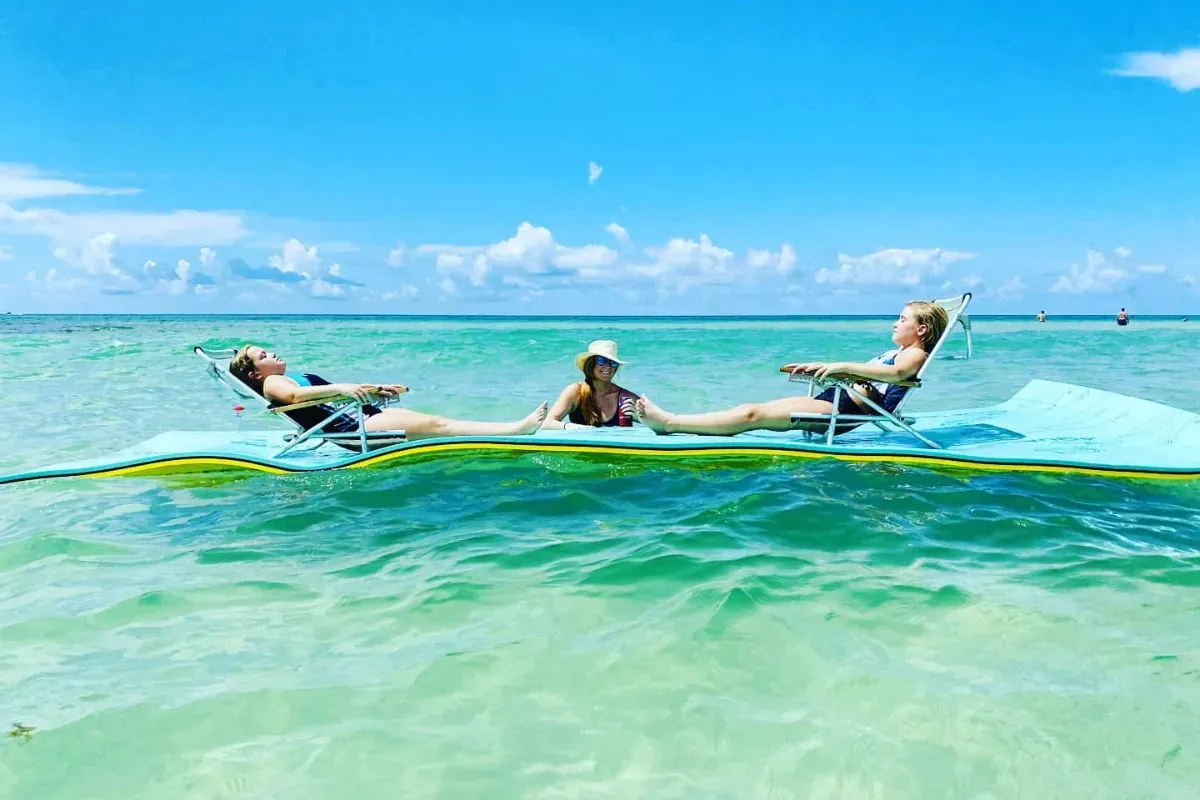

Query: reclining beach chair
[
  {"left": 788, "top": 292, "right": 973, "bottom": 449},
  {"left": 194, "top": 346, "right": 407, "bottom": 457}
]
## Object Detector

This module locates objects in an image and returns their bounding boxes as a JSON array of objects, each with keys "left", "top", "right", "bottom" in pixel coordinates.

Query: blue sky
[{"left": 2, "top": 1, "right": 1200, "bottom": 314}]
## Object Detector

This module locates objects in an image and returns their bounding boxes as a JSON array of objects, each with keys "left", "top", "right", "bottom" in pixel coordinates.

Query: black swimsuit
[
  {"left": 278, "top": 373, "right": 382, "bottom": 433},
  {"left": 569, "top": 388, "right": 635, "bottom": 427}
]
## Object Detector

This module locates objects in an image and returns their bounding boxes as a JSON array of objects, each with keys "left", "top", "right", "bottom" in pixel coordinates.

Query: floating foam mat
[{"left": 4, "top": 380, "right": 1200, "bottom": 485}]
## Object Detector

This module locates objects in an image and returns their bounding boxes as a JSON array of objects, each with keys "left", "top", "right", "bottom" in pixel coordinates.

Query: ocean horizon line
[{"left": 1, "top": 312, "right": 1193, "bottom": 321}]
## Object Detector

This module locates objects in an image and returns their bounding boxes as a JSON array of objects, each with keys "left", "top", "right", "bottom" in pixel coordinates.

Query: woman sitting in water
[
  {"left": 542, "top": 340, "right": 639, "bottom": 429},
  {"left": 229, "top": 345, "right": 547, "bottom": 440},
  {"left": 636, "top": 301, "right": 948, "bottom": 436}
]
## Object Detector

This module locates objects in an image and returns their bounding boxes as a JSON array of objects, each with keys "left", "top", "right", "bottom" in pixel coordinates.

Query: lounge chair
[
  {"left": 787, "top": 292, "right": 973, "bottom": 448},
  {"left": 194, "top": 346, "right": 407, "bottom": 457}
]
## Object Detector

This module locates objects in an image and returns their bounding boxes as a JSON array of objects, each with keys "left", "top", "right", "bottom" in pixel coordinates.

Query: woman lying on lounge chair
[
  {"left": 636, "top": 301, "right": 948, "bottom": 436},
  {"left": 229, "top": 345, "right": 547, "bottom": 440}
]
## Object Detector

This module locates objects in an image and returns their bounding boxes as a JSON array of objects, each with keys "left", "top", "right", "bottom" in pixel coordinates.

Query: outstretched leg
[
  {"left": 637, "top": 395, "right": 835, "bottom": 436},
  {"left": 366, "top": 402, "right": 548, "bottom": 440}
]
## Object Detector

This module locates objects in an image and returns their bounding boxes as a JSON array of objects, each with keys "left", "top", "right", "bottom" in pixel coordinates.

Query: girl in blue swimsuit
[
  {"left": 637, "top": 302, "right": 948, "bottom": 437},
  {"left": 544, "top": 340, "right": 640, "bottom": 429}
]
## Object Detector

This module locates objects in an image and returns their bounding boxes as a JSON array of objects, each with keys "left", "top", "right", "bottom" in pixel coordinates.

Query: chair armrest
[
  {"left": 269, "top": 393, "right": 399, "bottom": 415},
  {"left": 269, "top": 397, "right": 360, "bottom": 414},
  {"left": 784, "top": 372, "right": 921, "bottom": 389}
]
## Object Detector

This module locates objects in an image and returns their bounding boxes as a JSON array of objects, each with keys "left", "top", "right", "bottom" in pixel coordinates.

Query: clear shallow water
[{"left": 1, "top": 315, "right": 1199, "bottom": 798}]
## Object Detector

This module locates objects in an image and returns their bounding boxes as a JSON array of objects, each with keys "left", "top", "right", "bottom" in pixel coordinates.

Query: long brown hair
[
  {"left": 906, "top": 301, "right": 949, "bottom": 353},
  {"left": 575, "top": 355, "right": 607, "bottom": 426},
  {"left": 229, "top": 344, "right": 266, "bottom": 395}
]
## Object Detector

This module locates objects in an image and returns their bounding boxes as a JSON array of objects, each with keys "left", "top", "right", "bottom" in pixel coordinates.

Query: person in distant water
[
  {"left": 637, "top": 301, "right": 948, "bottom": 437},
  {"left": 1117, "top": 308, "right": 1130, "bottom": 327},
  {"left": 229, "top": 345, "right": 548, "bottom": 440},
  {"left": 544, "top": 340, "right": 639, "bottom": 429},
  {"left": 1037, "top": 310, "right": 1046, "bottom": 322}
]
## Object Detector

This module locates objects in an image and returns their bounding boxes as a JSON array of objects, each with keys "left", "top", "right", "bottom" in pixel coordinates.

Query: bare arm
[
  {"left": 784, "top": 349, "right": 928, "bottom": 383},
  {"left": 541, "top": 383, "right": 583, "bottom": 430},
  {"left": 262, "top": 375, "right": 380, "bottom": 405}
]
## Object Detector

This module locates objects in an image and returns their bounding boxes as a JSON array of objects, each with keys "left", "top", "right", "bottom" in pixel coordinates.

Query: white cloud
[
  {"left": 746, "top": 248, "right": 773, "bottom": 269},
  {"left": 486, "top": 221, "right": 558, "bottom": 268},
  {"left": 1051, "top": 250, "right": 1128, "bottom": 294},
  {"left": 423, "top": 222, "right": 619, "bottom": 289},
  {"left": 380, "top": 285, "right": 419, "bottom": 301},
  {"left": 605, "top": 222, "right": 631, "bottom": 247},
  {"left": 941, "top": 274, "right": 982, "bottom": 291},
  {"left": 746, "top": 243, "right": 798, "bottom": 275},
  {"left": 387, "top": 243, "right": 407, "bottom": 267},
  {"left": 199, "top": 247, "right": 216, "bottom": 270},
  {"left": 0, "top": 204, "right": 246, "bottom": 247},
  {"left": 420, "top": 225, "right": 806, "bottom": 295},
  {"left": 53, "top": 231, "right": 130, "bottom": 281},
  {"left": 438, "top": 277, "right": 458, "bottom": 295},
  {"left": 588, "top": 161, "right": 603, "bottom": 185},
  {"left": 436, "top": 252, "right": 465, "bottom": 271},
  {"left": 633, "top": 234, "right": 737, "bottom": 290},
  {"left": 778, "top": 243, "right": 797, "bottom": 275},
  {"left": 1115, "top": 246, "right": 1132, "bottom": 258},
  {"left": 997, "top": 275, "right": 1026, "bottom": 300},
  {"left": 815, "top": 248, "right": 977, "bottom": 287},
  {"left": 269, "top": 238, "right": 320, "bottom": 277},
  {"left": 311, "top": 278, "right": 345, "bottom": 298},
  {"left": 1112, "top": 48, "right": 1200, "bottom": 92},
  {"left": 470, "top": 254, "right": 489, "bottom": 287},
  {"left": 25, "top": 267, "right": 90, "bottom": 293},
  {"left": 0, "top": 164, "right": 140, "bottom": 202},
  {"left": 0, "top": 244, "right": 12, "bottom": 261},
  {"left": 1138, "top": 263, "right": 1167, "bottom": 274},
  {"left": 230, "top": 239, "right": 363, "bottom": 297},
  {"left": 164, "top": 259, "right": 192, "bottom": 295},
  {"left": 554, "top": 244, "right": 619, "bottom": 269}
]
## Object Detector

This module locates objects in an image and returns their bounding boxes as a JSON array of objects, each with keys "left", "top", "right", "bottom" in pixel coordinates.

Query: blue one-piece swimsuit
[{"left": 814, "top": 349, "right": 909, "bottom": 431}]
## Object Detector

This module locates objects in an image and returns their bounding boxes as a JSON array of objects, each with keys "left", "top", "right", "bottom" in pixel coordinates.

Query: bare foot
[
  {"left": 516, "top": 402, "right": 549, "bottom": 435},
  {"left": 636, "top": 396, "right": 672, "bottom": 435}
]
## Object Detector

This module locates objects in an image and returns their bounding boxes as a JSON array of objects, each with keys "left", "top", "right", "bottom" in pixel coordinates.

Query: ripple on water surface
[
  {"left": 2, "top": 456, "right": 1199, "bottom": 797},
  {"left": 3, "top": 316, "right": 1200, "bottom": 796}
]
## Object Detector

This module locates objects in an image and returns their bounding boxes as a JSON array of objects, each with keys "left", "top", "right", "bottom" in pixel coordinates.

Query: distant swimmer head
[
  {"left": 895, "top": 301, "right": 948, "bottom": 352},
  {"left": 576, "top": 340, "right": 627, "bottom": 379},
  {"left": 230, "top": 344, "right": 286, "bottom": 394}
]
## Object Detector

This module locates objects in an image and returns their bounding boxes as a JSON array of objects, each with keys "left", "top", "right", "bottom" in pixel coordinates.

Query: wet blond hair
[
  {"left": 229, "top": 344, "right": 265, "bottom": 394},
  {"left": 905, "top": 301, "right": 948, "bottom": 353}
]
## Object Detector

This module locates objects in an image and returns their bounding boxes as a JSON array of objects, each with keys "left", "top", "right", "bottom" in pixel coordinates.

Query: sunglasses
[{"left": 593, "top": 356, "right": 620, "bottom": 368}]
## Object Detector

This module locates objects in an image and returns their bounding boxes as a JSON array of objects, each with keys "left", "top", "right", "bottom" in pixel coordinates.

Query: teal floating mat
[{"left": 4, "top": 380, "right": 1200, "bottom": 485}]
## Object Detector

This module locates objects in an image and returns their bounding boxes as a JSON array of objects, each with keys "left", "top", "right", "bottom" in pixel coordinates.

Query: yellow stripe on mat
[{"left": 71, "top": 442, "right": 1199, "bottom": 482}]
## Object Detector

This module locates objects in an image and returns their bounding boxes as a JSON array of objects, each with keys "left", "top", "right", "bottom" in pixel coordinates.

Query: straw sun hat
[{"left": 575, "top": 340, "right": 628, "bottom": 371}]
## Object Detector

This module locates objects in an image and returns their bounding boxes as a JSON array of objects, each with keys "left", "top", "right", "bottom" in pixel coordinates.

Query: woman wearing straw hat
[{"left": 543, "top": 340, "right": 640, "bottom": 429}]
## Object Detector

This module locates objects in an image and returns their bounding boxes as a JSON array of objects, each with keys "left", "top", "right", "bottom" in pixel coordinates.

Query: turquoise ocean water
[{"left": 1, "top": 314, "right": 1199, "bottom": 798}]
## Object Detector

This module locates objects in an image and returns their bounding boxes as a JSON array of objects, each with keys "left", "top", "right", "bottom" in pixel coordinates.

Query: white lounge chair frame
[
  {"left": 787, "top": 292, "right": 974, "bottom": 449},
  {"left": 194, "top": 346, "right": 407, "bottom": 457}
]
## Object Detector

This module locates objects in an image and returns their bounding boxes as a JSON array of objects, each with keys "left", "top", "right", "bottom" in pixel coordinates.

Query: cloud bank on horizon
[{"left": 2, "top": 3, "right": 1198, "bottom": 314}]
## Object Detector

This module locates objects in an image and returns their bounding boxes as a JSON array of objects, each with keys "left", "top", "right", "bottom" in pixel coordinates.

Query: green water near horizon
[{"left": 1, "top": 314, "right": 1198, "bottom": 798}]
